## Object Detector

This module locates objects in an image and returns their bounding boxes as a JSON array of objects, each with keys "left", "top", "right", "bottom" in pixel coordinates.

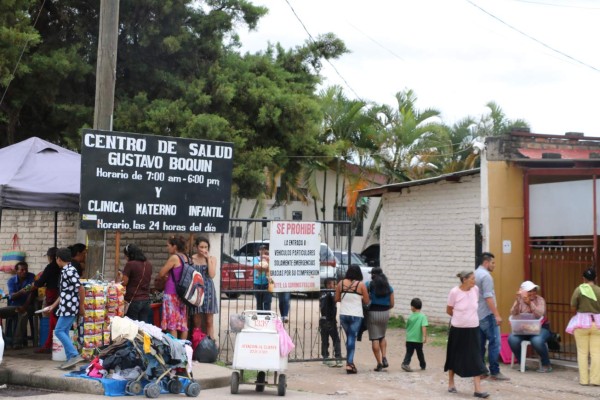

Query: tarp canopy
[{"left": 0, "top": 137, "right": 80, "bottom": 211}]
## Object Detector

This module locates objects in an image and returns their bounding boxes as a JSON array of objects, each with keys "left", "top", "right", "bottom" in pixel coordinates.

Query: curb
[{"left": 0, "top": 352, "right": 232, "bottom": 395}]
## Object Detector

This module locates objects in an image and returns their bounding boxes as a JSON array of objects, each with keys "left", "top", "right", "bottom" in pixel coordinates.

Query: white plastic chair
[{"left": 510, "top": 340, "right": 542, "bottom": 372}]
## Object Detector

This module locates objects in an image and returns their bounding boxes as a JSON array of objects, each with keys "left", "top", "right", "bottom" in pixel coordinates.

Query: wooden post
[{"left": 87, "top": 0, "right": 120, "bottom": 279}]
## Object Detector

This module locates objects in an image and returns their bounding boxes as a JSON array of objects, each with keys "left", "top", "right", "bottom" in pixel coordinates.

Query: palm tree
[{"left": 476, "top": 101, "right": 529, "bottom": 137}]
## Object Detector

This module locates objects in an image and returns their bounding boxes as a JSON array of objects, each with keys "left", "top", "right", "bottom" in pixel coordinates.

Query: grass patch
[
  {"left": 388, "top": 315, "right": 406, "bottom": 329},
  {"left": 242, "top": 370, "right": 259, "bottom": 383},
  {"left": 427, "top": 324, "right": 449, "bottom": 347},
  {"left": 388, "top": 317, "right": 449, "bottom": 347}
]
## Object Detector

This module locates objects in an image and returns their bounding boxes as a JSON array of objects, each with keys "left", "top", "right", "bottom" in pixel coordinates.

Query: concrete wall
[
  {"left": 381, "top": 174, "right": 481, "bottom": 324},
  {"left": 0, "top": 210, "right": 79, "bottom": 290}
]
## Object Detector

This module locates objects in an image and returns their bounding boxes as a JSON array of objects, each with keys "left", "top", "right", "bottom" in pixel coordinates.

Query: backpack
[{"left": 171, "top": 255, "right": 205, "bottom": 308}]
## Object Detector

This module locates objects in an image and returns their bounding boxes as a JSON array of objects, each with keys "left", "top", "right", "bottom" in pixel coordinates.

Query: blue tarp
[{"left": 65, "top": 369, "right": 191, "bottom": 396}]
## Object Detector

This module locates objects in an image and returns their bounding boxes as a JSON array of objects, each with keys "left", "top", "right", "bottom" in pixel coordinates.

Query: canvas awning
[{"left": 0, "top": 137, "right": 80, "bottom": 211}]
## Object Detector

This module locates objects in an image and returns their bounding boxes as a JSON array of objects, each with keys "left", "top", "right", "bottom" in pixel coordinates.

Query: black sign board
[{"left": 80, "top": 129, "right": 233, "bottom": 233}]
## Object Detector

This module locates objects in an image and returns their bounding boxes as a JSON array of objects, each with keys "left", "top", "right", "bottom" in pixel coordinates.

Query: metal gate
[
  {"left": 529, "top": 237, "right": 595, "bottom": 361},
  {"left": 218, "top": 218, "right": 353, "bottom": 364}
]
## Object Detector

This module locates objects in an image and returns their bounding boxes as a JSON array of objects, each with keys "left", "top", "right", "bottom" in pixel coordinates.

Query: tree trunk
[{"left": 362, "top": 201, "right": 383, "bottom": 251}]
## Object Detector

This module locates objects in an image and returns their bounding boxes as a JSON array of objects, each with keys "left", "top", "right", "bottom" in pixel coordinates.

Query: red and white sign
[{"left": 269, "top": 222, "right": 320, "bottom": 292}]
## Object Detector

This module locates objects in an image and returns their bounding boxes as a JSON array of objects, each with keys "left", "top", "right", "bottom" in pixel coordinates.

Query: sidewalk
[{"left": 0, "top": 347, "right": 231, "bottom": 395}]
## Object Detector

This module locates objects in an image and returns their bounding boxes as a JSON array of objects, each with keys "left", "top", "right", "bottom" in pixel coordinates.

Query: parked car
[
  {"left": 220, "top": 253, "right": 253, "bottom": 299},
  {"left": 232, "top": 240, "right": 337, "bottom": 288},
  {"left": 333, "top": 251, "right": 372, "bottom": 283}
]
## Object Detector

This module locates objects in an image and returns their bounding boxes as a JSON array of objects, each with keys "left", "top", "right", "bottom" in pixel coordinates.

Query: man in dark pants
[{"left": 319, "top": 278, "right": 342, "bottom": 367}]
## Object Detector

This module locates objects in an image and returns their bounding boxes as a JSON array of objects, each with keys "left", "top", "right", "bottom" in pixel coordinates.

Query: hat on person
[{"left": 520, "top": 280, "right": 539, "bottom": 292}]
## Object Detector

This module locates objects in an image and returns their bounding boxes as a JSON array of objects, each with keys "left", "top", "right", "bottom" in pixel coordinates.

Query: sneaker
[
  {"left": 322, "top": 360, "right": 335, "bottom": 367},
  {"left": 59, "top": 355, "right": 84, "bottom": 370},
  {"left": 401, "top": 364, "right": 413, "bottom": 372},
  {"left": 536, "top": 366, "right": 553, "bottom": 373},
  {"left": 333, "top": 360, "right": 344, "bottom": 368},
  {"left": 382, "top": 357, "right": 389, "bottom": 368},
  {"left": 282, "top": 317, "right": 289, "bottom": 323},
  {"left": 490, "top": 372, "right": 510, "bottom": 381}
]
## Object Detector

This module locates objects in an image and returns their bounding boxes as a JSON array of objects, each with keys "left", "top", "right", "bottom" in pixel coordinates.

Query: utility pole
[{"left": 87, "top": 0, "right": 120, "bottom": 279}]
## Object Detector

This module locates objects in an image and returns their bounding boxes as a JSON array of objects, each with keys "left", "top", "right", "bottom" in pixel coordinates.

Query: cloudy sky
[{"left": 238, "top": 0, "right": 600, "bottom": 136}]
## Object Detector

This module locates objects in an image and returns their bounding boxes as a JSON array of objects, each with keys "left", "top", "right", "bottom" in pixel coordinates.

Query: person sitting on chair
[
  {"left": 508, "top": 280, "right": 552, "bottom": 373},
  {"left": 6, "top": 261, "right": 36, "bottom": 348}
]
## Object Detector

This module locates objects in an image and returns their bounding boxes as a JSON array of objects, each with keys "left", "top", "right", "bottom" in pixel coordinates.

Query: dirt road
[{"left": 282, "top": 328, "right": 593, "bottom": 400}]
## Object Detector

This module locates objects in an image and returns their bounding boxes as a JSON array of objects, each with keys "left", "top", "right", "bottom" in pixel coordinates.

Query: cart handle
[{"left": 241, "top": 310, "right": 279, "bottom": 320}]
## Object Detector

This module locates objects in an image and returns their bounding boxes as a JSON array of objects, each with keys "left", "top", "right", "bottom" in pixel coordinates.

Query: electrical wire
[
  {"left": 0, "top": 0, "right": 48, "bottom": 107},
  {"left": 466, "top": 0, "right": 600, "bottom": 73},
  {"left": 514, "top": 0, "right": 600, "bottom": 9},
  {"left": 283, "top": 0, "right": 363, "bottom": 99}
]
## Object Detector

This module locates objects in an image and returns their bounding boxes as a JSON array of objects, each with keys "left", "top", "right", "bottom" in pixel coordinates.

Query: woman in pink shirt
[{"left": 445, "top": 270, "right": 489, "bottom": 398}]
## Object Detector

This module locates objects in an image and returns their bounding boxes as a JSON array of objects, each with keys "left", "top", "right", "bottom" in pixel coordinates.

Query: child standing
[
  {"left": 45, "top": 247, "right": 85, "bottom": 370},
  {"left": 320, "top": 278, "right": 342, "bottom": 367},
  {"left": 402, "top": 298, "right": 428, "bottom": 372}
]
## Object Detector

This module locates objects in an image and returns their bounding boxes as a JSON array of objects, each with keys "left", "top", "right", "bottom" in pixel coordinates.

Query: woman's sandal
[
  {"left": 374, "top": 363, "right": 383, "bottom": 372},
  {"left": 473, "top": 392, "right": 489, "bottom": 398},
  {"left": 346, "top": 363, "right": 357, "bottom": 374},
  {"left": 448, "top": 387, "right": 457, "bottom": 393}
]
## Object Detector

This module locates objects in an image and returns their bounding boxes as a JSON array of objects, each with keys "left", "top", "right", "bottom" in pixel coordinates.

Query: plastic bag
[
  {"left": 193, "top": 336, "right": 218, "bottom": 363},
  {"left": 0, "top": 234, "right": 26, "bottom": 274},
  {"left": 275, "top": 319, "right": 295, "bottom": 357},
  {"left": 229, "top": 314, "right": 245, "bottom": 333},
  {"left": 191, "top": 327, "right": 206, "bottom": 351}
]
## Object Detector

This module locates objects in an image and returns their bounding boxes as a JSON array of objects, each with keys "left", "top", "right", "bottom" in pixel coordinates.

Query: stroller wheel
[
  {"left": 256, "top": 371, "right": 266, "bottom": 392},
  {"left": 144, "top": 382, "right": 161, "bottom": 399},
  {"left": 185, "top": 381, "right": 201, "bottom": 397},
  {"left": 126, "top": 381, "right": 142, "bottom": 395},
  {"left": 168, "top": 378, "right": 183, "bottom": 394}
]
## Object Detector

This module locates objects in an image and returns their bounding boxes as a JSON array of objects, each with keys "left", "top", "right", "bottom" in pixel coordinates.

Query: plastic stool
[{"left": 510, "top": 340, "right": 542, "bottom": 372}]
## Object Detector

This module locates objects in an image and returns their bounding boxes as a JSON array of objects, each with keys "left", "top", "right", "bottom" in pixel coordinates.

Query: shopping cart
[{"left": 230, "top": 310, "right": 288, "bottom": 396}]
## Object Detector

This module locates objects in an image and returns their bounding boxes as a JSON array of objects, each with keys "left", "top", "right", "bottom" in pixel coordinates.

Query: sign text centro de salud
[{"left": 79, "top": 129, "right": 234, "bottom": 233}]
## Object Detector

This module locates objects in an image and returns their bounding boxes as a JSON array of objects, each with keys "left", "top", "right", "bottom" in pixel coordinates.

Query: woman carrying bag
[{"left": 122, "top": 244, "right": 152, "bottom": 322}]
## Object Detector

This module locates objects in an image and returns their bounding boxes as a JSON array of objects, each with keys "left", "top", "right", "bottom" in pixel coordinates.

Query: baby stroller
[{"left": 108, "top": 318, "right": 200, "bottom": 398}]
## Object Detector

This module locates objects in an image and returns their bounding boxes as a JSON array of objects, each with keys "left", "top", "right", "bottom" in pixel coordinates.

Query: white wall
[{"left": 381, "top": 174, "right": 481, "bottom": 324}]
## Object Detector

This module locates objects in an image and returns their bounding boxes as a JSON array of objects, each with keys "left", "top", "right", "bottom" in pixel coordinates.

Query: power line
[
  {"left": 514, "top": 0, "right": 600, "bottom": 9},
  {"left": 283, "top": 0, "right": 363, "bottom": 99},
  {"left": 466, "top": 0, "right": 600, "bottom": 73},
  {"left": 0, "top": 0, "right": 48, "bottom": 107},
  {"left": 346, "top": 21, "right": 405, "bottom": 62}
]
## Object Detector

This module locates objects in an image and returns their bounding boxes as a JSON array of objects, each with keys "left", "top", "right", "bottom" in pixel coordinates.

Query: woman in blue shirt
[{"left": 367, "top": 267, "right": 394, "bottom": 371}]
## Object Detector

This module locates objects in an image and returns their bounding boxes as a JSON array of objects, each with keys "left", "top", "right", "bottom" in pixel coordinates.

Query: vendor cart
[{"left": 230, "top": 310, "right": 288, "bottom": 396}]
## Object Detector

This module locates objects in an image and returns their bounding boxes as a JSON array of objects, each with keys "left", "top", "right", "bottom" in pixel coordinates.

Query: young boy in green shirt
[{"left": 401, "top": 298, "right": 428, "bottom": 372}]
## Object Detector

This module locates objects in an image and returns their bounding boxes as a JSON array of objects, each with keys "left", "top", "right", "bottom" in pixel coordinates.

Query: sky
[{"left": 238, "top": 0, "right": 600, "bottom": 136}]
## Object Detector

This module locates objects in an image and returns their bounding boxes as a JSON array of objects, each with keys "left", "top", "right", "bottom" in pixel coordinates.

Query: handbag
[
  {"left": 0, "top": 234, "right": 26, "bottom": 273},
  {"left": 267, "top": 273, "right": 275, "bottom": 293}
]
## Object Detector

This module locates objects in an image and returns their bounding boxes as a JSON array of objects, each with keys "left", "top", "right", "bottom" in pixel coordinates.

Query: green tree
[
  {"left": 475, "top": 101, "right": 529, "bottom": 137},
  {"left": 1, "top": 0, "right": 348, "bottom": 204}
]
